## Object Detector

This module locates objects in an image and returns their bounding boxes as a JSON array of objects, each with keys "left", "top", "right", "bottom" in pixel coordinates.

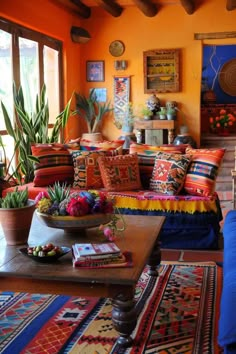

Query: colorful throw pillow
[
  {"left": 149, "top": 151, "right": 191, "bottom": 195},
  {"left": 129, "top": 143, "right": 189, "bottom": 155},
  {"left": 129, "top": 143, "right": 161, "bottom": 154},
  {"left": 80, "top": 139, "right": 124, "bottom": 153},
  {"left": 71, "top": 150, "right": 118, "bottom": 189},
  {"left": 130, "top": 143, "right": 190, "bottom": 189},
  {"left": 31, "top": 143, "right": 74, "bottom": 187},
  {"left": 98, "top": 153, "right": 142, "bottom": 191},
  {"left": 184, "top": 147, "right": 225, "bottom": 196}
]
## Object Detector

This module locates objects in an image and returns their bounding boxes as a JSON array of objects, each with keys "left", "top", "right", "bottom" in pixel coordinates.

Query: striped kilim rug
[{"left": 0, "top": 262, "right": 223, "bottom": 354}]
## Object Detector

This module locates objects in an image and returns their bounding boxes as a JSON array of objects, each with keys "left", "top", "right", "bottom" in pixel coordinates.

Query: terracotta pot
[
  {"left": 82, "top": 132, "right": 102, "bottom": 142},
  {"left": 0, "top": 200, "right": 35, "bottom": 245}
]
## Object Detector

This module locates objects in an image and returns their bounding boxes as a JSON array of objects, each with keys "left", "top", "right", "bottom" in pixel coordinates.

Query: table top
[{"left": 0, "top": 213, "right": 165, "bottom": 297}]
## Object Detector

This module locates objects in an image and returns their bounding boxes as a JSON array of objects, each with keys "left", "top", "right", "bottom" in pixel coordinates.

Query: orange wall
[{"left": 1, "top": 0, "right": 236, "bottom": 144}]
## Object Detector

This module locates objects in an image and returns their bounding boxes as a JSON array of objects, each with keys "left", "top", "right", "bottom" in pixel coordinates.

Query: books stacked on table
[{"left": 72, "top": 243, "right": 132, "bottom": 268}]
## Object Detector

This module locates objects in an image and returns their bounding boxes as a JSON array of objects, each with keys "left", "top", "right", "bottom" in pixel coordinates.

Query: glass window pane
[
  {"left": 19, "top": 37, "right": 39, "bottom": 113},
  {"left": 44, "top": 45, "right": 60, "bottom": 123},
  {"left": 0, "top": 29, "right": 14, "bottom": 129},
  {"left": 0, "top": 135, "right": 15, "bottom": 174}
]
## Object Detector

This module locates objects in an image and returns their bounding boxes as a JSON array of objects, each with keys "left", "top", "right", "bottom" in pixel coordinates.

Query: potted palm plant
[
  {"left": 0, "top": 187, "right": 35, "bottom": 245},
  {"left": 75, "top": 89, "right": 113, "bottom": 141}
]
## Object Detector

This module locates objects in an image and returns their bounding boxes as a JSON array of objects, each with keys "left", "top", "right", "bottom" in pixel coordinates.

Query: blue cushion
[{"left": 218, "top": 210, "right": 236, "bottom": 349}]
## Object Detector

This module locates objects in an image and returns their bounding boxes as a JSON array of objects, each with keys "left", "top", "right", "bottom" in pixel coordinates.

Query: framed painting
[{"left": 86, "top": 61, "right": 105, "bottom": 82}]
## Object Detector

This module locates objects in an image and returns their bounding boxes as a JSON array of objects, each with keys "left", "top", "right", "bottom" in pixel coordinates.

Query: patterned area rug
[{"left": 0, "top": 262, "right": 223, "bottom": 354}]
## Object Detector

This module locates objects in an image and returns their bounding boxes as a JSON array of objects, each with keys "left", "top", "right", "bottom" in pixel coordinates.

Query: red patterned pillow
[
  {"left": 184, "top": 147, "right": 225, "bottom": 196},
  {"left": 31, "top": 143, "right": 74, "bottom": 187},
  {"left": 71, "top": 150, "right": 117, "bottom": 189},
  {"left": 150, "top": 151, "right": 191, "bottom": 195},
  {"left": 98, "top": 154, "right": 142, "bottom": 191},
  {"left": 130, "top": 143, "right": 190, "bottom": 189}
]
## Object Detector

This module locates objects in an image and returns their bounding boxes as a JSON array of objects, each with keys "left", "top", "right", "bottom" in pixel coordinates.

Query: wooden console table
[{"left": 134, "top": 119, "right": 176, "bottom": 144}]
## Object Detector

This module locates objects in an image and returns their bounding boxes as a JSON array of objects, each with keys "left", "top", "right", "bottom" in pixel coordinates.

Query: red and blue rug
[{"left": 0, "top": 262, "right": 223, "bottom": 353}]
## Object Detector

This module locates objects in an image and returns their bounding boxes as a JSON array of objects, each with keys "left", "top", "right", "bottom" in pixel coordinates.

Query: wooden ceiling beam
[
  {"left": 131, "top": 0, "right": 158, "bottom": 17},
  {"left": 70, "top": 0, "right": 91, "bottom": 18},
  {"left": 180, "top": 0, "right": 195, "bottom": 14},
  {"left": 94, "top": 0, "right": 123, "bottom": 17},
  {"left": 52, "top": 0, "right": 91, "bottom": 18},
  {"left": 226, "top": 0, "right": 236, "bottom": 10}
]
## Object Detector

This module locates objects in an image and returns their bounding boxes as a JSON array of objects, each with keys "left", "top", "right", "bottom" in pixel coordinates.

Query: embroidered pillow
[
  {"left": 71, "top": 150, "right": 117, "bottom": 189},
  {"left": 80, "top": 139, "right": 124, "bottom": 153},
  {"left": 184, "top": 147, "right": 225, "bottom": 196},
  {"left": 130, "top": 143, "right": 190, "bottom": 189},
  {"left": 31, "top": 143, "right": 75, "bottom": 187},
  {"left": 150, "top": 151, "right": 191, "bottom": 195},
  {"left": 98, "top": 153, "right": 142, "bottom": 191}
]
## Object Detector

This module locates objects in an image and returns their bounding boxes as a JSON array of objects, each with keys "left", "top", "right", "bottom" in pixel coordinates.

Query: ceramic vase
[{"left": 0, "top": 200, "right": 35, "bottom": 245}]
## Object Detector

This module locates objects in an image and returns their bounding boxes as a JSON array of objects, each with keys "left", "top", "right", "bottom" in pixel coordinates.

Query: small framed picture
[{"left": 86, "top": 61, "right": 105, "bottom": 82}]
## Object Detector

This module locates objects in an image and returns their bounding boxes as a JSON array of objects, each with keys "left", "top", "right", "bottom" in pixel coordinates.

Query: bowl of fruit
[{"left": 19, "top": 243, "right": 71, "bottom": 263}]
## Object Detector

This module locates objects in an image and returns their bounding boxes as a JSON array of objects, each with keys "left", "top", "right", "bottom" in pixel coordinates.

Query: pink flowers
[{"left": 66, "top": 197, "right": 89, "bottom": 216}]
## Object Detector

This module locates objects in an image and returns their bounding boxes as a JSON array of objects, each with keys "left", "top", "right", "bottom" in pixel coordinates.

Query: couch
[
  {"left": 2, "top": 140, "right": 225, "bottom": 250},
  {"left": 218, "top": 210, "right": 236, "bottom": 353}
]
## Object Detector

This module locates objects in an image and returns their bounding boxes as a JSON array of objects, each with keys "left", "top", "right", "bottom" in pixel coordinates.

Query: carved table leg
[
  {"left": 147, "top": 240, "right": 161, "bottom": 276},
  {"left": 112, "top": 293, "right": 137, "bottom": 347}
]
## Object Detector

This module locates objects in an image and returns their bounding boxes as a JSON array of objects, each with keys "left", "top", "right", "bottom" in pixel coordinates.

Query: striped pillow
[
  {"left": 31, "top": 143, "right": 75, "bottom": 187},
  {"left": 184, "top": 147, "right": 225, "bottom": 196}
]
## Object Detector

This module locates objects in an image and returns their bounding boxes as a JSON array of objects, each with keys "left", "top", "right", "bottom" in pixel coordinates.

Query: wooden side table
[{"left": 134, "top": 119, "right": 176, "bottom": 145}]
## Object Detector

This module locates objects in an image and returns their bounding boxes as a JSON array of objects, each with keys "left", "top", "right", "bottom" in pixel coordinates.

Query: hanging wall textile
[
  {"left": 114, "top": 76, "right": 130, "bottom": 121},
  {"left": 0, "top": 262, "right": 223, "bottom": 354}
]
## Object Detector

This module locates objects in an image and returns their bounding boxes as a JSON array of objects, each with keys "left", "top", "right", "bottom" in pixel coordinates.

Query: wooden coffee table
[{"left": 0, "top": 214, "right": 165, "bottom": 347}]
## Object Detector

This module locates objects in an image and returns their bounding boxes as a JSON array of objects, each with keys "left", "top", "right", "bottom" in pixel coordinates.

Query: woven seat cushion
[
  {"left": 184, "top": 147, "right": 225, "bottom": 196},
  {"left": 98, "top": 153, "right": 142, "bottom": 191}
]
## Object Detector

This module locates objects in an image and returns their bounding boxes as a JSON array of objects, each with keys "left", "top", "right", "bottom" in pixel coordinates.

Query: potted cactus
[{"left": 0, "top": 187, "right": 35, "bottom": 245}]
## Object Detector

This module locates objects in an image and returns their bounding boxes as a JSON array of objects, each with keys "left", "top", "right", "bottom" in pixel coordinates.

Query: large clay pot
[
  {"left": 0, "top": 200, "right": 35, "bottom": 245},
  {"left": 82, "top": 132, "right": 102, "bottom": 142}
]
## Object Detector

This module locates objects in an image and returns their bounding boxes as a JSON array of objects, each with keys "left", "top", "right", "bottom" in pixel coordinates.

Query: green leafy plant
[
  {"left": 0, "top": 83, "right": 75, "bottom": 184},
  {"left": 0, "top": 187, "right": 28, "bottom": 208},
  {"left": 141, "top": 106, "right": 153, "bottom": 117},
  {"left": 75, "top": 89, "right": 113, "bottom": 133},
  {"left": 47, "top": 182, "right": 71, "bottom": 204}
]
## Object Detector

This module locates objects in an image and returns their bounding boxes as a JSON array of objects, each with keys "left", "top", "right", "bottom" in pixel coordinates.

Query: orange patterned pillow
[
  {"left": 71, "top": 150, "right": 117, "bottom": 189},
  {"left": 184, "top": 147, "right": 225, "bottom": 196},
  {"left": 98, "top": 154, "right": 141, "bottom": 191},
  {"left": 150, "top": 151, "right": 191, "bottom": 195}
]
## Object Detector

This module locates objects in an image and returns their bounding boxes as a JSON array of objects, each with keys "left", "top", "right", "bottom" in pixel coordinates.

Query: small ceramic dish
[{"left": 19, "top": 246, "right": 71, "bottom": 263}]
